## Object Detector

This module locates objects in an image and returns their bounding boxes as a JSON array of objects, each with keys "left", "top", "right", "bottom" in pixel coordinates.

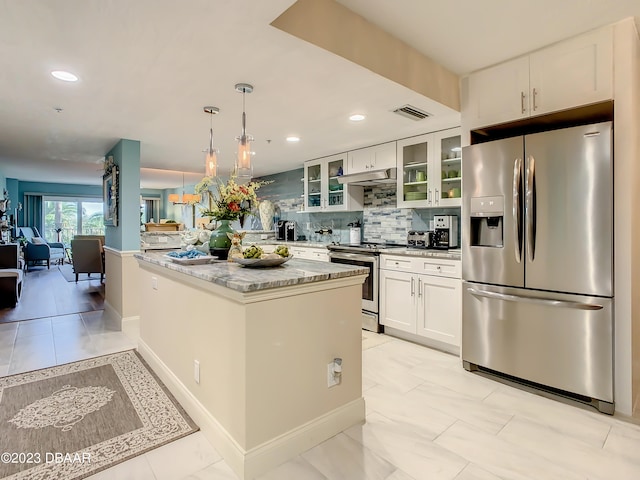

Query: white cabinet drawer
[
  {"left": 381, "top": 254, "right": 461, "bottom": 278},
  {"left": 380, "top": 255, "right": 414, "bottom": 272},
  {"left": 415, "top": 259, "right": 461, "bottom": 279}
]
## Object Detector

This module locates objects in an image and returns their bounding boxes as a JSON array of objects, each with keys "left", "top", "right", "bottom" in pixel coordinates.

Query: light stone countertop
[{"left": 134, "top": 252, "right": 368, "bottom": 293}]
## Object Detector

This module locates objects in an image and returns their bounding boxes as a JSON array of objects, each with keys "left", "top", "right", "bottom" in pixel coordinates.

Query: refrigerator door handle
[
  {"left": 525, "top": 155, "right": 536, "bottom": 262},
  {"left": 466, "top": 287, "right": 604, "bottom": 311},
  {"left": 513, "top": 157, "right": 522, "bottom": 264}
]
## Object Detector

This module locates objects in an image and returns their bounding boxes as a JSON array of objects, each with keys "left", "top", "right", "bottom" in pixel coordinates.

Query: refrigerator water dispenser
[{"left": 470, "top": 196, "right": 504, "bottom": 248}]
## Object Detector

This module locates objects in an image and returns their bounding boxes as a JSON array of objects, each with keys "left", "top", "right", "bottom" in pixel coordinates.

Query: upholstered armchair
[
  {"left": 71, "top": 238, "right": 104, "bottom": 282},
  {"left": 19, "top": 226, "right": 65, "bottom": 268}
]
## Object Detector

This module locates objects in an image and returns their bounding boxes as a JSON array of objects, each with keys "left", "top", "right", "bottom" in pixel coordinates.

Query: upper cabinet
[
  {"left": 397, "top": 127, "right": 461, "bottom": 209},
  {"left": 463, "top": 26, "right": 613, "bottom": 130},
  {"left": 304, "top": 153, "right": 364, "bottom": 212},
  {"left": 347, "top": 141, "right": 396, "bottom": 174}
]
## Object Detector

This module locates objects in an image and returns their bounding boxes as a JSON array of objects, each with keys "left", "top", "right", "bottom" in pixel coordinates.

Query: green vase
[{"left": 209, "top": 220, "right": 235, "bottom": 260}]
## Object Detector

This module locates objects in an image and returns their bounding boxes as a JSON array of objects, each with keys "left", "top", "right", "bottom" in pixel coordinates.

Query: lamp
[
  {"left": 234, "top": 83, "right": 254, "bottom": 182},
  {"left": 204, "top": 106, "right": 220, "bottom": 177},
  {"left": 170, "top": 173, "right": 201, "bottom": 205}
]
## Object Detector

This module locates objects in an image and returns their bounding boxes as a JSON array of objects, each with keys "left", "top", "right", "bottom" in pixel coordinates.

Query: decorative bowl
[
  {"left": 164, "top": 254, "right": 217, "bottom": 265},
  {"left": 232, "top": 255, "right": 293, "bottom": 268}
]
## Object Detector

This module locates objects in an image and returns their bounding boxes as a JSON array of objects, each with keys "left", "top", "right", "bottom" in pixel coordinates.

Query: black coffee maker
[{"left": 276, "top": 220, "right": 287, "bottom": 241}]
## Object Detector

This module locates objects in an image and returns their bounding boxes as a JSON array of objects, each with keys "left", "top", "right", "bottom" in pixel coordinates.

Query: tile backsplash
[{"left": 252, "top": 169, "right": 461, "bottom": 245}]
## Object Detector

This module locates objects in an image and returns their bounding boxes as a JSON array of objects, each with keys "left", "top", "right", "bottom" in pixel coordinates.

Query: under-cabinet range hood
[{"left": 337, "top": 168, "right": 397, "bottom": 186}]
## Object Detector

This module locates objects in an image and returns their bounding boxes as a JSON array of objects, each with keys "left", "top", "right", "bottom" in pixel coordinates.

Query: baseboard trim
[{"left": 137, "top": 339, "right": 365, "bottom": 479}]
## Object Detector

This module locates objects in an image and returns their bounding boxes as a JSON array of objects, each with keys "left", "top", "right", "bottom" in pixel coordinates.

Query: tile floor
[{"left": 2, "top": 316, "right": 640, "bottom": 479}]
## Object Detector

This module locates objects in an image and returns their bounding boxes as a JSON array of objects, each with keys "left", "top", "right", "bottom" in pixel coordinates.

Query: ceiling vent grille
[{"left": 393, "top": 104, "right": 431, "bottom": 121}]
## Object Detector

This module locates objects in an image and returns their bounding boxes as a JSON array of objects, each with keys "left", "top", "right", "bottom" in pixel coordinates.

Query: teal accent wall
[
  {"left": 105, "top": 139, "right": 141, "bottom": 251},
  {"left": 0, "top": 171, "right": 5, "bottom": 193},
  {"left": 140, "top": 188, "right": 166, "bottom": 220}
]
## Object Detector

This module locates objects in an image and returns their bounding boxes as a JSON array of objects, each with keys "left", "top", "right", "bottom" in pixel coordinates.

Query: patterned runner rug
[{"left": 0, "top": 350, "right": 198, "bottom": 479}]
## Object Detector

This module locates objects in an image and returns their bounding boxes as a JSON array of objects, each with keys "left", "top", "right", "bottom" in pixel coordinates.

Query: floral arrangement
[{"left": 195, "top": 174, "right": 271, "bottom": 221}]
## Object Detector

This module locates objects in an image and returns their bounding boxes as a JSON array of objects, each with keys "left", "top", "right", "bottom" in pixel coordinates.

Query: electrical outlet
[
  {"left": 194, "top": 360, "right": 200, "bottom": 384},
  {"left": 151, "top": 276, "right": 158, "bottom": 290},
  {"left": 327, "top": 363, "right": 338, "bottom": 388}
]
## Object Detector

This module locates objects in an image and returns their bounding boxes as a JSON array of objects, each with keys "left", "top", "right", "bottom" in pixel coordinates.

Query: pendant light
[
  {"left": 234, "top": 83, "right": 253, "bottom": 182},
  {"left": 204, "top": 106, "right": 219, "bottom": 177},
  {"left": 169, "top": 173, "right": 200, "bottom": 205}
]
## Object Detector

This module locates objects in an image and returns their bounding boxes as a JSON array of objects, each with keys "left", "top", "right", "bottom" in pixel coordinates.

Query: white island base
[{"left": 136, "top": 256, "right": 367, "bottom": 479}]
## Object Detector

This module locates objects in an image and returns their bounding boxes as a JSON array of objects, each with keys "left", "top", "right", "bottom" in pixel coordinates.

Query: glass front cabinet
[
  {"left": 396, "top": 127, "right": 462, "bottom": 208},
  {"left": 304, "top": 153, "right": 363, "bottom": 212}
]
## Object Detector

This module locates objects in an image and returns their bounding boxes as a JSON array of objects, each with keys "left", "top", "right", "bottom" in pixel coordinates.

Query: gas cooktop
[{"left": 327, "top": 242, "right": 407, "bottom": 253}]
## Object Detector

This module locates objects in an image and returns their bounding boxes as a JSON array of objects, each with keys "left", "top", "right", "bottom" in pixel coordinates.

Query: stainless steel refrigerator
[{"left": 461, "top": 121, "right": 614, "bottom": 414}]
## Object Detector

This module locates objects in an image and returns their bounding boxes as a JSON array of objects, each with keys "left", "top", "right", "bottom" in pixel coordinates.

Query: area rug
[
  {"left": 58, "top": 264, "right": 104, "bottom": 283},
  {"left": 0, "top": 350, "right": 198, "bottom": 479}
]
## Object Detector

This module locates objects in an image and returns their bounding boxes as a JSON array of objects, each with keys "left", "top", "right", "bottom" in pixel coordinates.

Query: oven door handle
[{"left": 328, "top": 252, "right": 376, "bottom": 263}]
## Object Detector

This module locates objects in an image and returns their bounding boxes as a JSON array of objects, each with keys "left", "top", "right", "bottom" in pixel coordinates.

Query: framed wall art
[{"left": 103, "top": 159, "right": 119, "bottom": 226}]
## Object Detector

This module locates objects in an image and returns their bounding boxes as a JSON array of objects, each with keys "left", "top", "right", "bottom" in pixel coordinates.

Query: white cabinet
[
  {"left": 304, "top": 154, "right": 364, "bottom": 212},
  {"left": 464, "top": 26, "right": 612, "bottom": 129},
  {"left": 261, "top": 244, "right": 329, "bottom": 262},
  {"left": 396, "top": 127, "right": 462, "bottom": 208},
  {"left": 288, "top": 246, "right": 329, "bottom": 262},
  {"left": 347, "top": 142, "right": 396, "bottom": 174},
  {"left": 380, "top": 254, "right": 461, "bottom": 349}
]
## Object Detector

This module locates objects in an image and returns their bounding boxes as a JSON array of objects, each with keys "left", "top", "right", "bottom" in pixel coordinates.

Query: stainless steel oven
[
  {"left": 328, "top": 243, "right": 402, "bottom": 333},
  {"left": 328, "top": 251, "right": 378, "bottom": 314}
]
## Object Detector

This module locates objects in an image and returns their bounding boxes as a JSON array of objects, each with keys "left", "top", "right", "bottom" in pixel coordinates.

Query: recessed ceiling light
[
  {"left": 51, "top": 70, "right": 78, "bottom": 82},
  {"left": 286, "top": 136, "right": 300, "bottom": 143},
  {"left": 349, "top": 114, "right": 366, "bottom": 122}
]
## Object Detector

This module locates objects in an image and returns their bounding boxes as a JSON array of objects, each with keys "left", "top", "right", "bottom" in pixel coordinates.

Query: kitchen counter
[
  {"left": 135, "top": 251, "right": 367, "bottom": 479},
  {"left": 135, "top": 251, "right": 365, "bottom": 293}
]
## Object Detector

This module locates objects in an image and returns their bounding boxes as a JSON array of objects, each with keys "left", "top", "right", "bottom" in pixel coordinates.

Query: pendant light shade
[
  {"left": 235, "top": 83, "right": 253, "bottom": 181},
  {"left": 204, "top": 106, "right": 220, "bottom": 177},
  {"left": 170, "top": 173, "right": 200, "bottom": 205}
]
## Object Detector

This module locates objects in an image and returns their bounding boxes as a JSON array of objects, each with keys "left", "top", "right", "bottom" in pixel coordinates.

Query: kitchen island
[{"left": 134, "top": 252, "right": 368, "bottom": 479}]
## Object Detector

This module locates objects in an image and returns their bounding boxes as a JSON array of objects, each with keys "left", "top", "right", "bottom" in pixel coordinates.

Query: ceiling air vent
[{"left": 393, "top": 104, "right": 431, "bottom": 121}]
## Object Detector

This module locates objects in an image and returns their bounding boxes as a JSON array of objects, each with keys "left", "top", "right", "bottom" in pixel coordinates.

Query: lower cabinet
[
  {"left": 288, "top": 246, "right": 329, "bottom": 262},
  {"left": 380, "top": 256, "right": 461, "bottom": 349}
]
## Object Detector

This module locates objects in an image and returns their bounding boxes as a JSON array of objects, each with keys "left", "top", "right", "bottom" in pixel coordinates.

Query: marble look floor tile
[
  {"left": 435, "top": 421, "right": 586, "bottom": 480},
  {"left": 364, "top": 384, "right": 457, "bottom": 437},
  {"left": 256, "top": 456, "right": 327, "bottom": 480},
  {"left": 0, "top": 343, "right": 13, "bottom": 365},
  {"left": 85, "top": 454, "right": 157, "bottom": 480},
  {"left": 345, "top": 411, "right": 467, "bottom": 480},
  {"left": 454, "top": 463, "right": 504, "bottom": 480},
  {"left": 362, "top": 356, "right": 425, "bottom": 395},
  {"left": 50, "top": 313, "right": 83, "bottom": 324},
  {"left": 498, "top": 416, "right": 640, "bottom": 480},
  {"left": 408, "top": 363, "right": 499, "bottom": 401},
  {"left": 145, "top": 432, "right": 221, "bottom": 480},
  {"left": 89, "top": 331, "right": 137, "bottom": 354},
  {"left": 0, "top": 364, "right": 9, "bottom": 377},
  {"left": 483, "top": 385, "right": 612, "bottom": 448},
  {"left": 302, "top": 433, "right": 397, "bottom": 480},
  {"left": 405, "top": 382, "right": 512, "bottom": 435},
  {"left": 0, "top": 322, "right": 18, "bottom": 333},
  {"left": 182, "top": 460, "right": 239, "bottom": 480},
  {"left": 602, "top": 421, "right": 640, "bottom": 474},
  {"left": 52, "top": 315, "right": 89, "bottom": 340},
  {"left": 82, "top": 310, "right": 121, "bottom": 334},
  {"left": 385, "top": 469, "right": 420, "bottom": 480},
  {"left": 16, "top": 317, "right": 52, "bottom": 338}
]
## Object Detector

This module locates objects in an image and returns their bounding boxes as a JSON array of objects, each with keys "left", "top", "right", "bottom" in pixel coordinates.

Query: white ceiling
[{"left": 0, "top": 0, "right": 638, "bottom": 189}]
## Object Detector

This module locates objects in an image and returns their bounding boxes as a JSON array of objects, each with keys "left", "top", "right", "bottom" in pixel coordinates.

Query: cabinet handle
[
  {"left": 428, "top": 189, "right": 432, "bottom": 205},
  {"left": 411, "top": 277, "right": 415, "bottom": 296},
  {"left": 521, "top": 91, "right": 526, "bottom": 114},
  {"left": 532, "top": 88, "right": 538, "bottom": 111},
  {"left": 418, "top": 278, "right": 422, "bottom": 297},
  {"left": 435, "top": 188, "right": 439, "bottom": 205}
]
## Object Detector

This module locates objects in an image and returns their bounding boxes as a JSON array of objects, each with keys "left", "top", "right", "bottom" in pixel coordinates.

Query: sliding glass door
[{"left": 43, "top": 197, "right": 105, "bottom": 244}]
